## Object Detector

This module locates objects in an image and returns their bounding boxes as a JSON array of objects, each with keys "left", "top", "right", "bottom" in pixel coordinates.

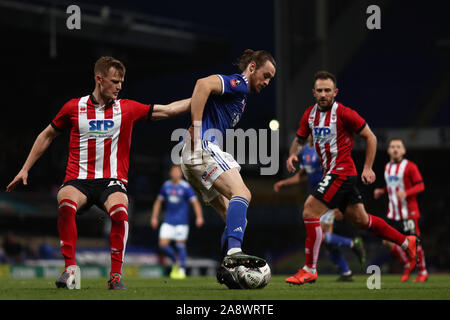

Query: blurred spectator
[
  {"left": 2, "top": 231, "right": 25, "bottom": 263},
  {"left": 38, "top": 239, "right": 56, "bottom": 260}
]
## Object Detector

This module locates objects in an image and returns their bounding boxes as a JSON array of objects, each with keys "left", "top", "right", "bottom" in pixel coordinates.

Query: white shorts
[
  {"left": 180, "top": 140, "right": 241, "bottom": 203},
  {"left": 159, "top": 222, "right": 189, "bottom": 241},
  {"left": 320, "top": 209, "right": 336, "bottom": 225}
]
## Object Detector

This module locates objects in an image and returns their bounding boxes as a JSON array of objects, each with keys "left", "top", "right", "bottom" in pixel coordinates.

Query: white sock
[
  {"left": 303, "top": 265, "right": 316, "bottom": 274},
  {"left": 401, "top": 237, "right": 409, "bottom": 250},
  {"left": 342, "top": 270, "right": 352, "bottom": 276},
  {"left": 227, "top": 247, "right": 242, "bottom": 255}
]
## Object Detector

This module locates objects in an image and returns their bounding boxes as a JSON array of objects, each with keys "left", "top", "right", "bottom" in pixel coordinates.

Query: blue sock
[
  {"left": 326, "top": 244, "right": 351, "bottom": 274},
  {"left": 175, "top": 242, "right": 187, "bottom": 269},
  {"left": 226, "top": 196, "right": 249, "bottom": 251},
  {"left": 221, "top": 227, "right": 228, "bottom": 252},
  {"left": 161, "top": 245, "right": 177, "bottom": 264},
  {"left": 324, "top": 232, "right": 353, "bottom": 247}
]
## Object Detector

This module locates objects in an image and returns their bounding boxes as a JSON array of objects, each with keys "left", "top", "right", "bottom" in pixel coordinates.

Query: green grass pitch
[{"left": 0, "top": 274, "right": 449, "bottom": 300}]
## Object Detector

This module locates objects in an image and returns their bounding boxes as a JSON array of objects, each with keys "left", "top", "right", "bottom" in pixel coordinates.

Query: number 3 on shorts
[{"left": 319, "top": 175, "right": 332, "bottom": 187}]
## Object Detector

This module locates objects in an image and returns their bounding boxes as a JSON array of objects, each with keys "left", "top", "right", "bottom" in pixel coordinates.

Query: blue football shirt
[
  {"left": 200, "top": 73, "right": 249, "bottom": 143},
  {"left": 299, "top": 144, "right": 323, "bottom": 190},
  {"left": 158, "top": 180, "right": 197, "bottom": 225}
]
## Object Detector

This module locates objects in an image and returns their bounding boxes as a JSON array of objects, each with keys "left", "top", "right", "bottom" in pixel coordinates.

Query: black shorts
[
  {"left": 386, "top": 218, "right": 421, "bottom": 238},
  {"left": 312, "top": 174, "right": 363, "bottom": 212},
  {"left": 60, "top": 178, "right": 128, "bottom": 213}
]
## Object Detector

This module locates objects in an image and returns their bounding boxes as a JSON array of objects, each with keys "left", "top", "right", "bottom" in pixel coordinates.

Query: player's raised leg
[
  {"left": 345, "top": 203, "right": 418, "bottom": 265},
  {"left": 104, "top": 191, "right": 129, "bottom": 290},
  {"left": 55, "top": 185, "right": 87, "bottom": 289}
]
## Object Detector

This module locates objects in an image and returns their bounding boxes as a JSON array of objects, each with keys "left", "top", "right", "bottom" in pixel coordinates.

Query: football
[{"left": 236, "top": 263, "right": 271, "bottom": 289}]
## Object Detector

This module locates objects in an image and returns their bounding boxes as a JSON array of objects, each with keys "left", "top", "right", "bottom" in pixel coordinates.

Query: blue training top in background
[
  {"left": 299, "top": 144, "right": 323, "bottom": 190},
  {"left": 158, "top": 180, "right": 197, "bottom": 225},
  {"left": 200, "top": 73, "right": 249, "bottom": 143}
]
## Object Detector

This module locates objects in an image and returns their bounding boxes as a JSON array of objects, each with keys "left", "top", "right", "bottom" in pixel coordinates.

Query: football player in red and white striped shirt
[
  {"left": 374, "top": 138, "right": 427, "bottom": 282},
  {"left": 6, "top": 56, "right": 191, "bottom": 289},
  {"left": 284, "top": 71, "right": 418, "bottom": 285}
]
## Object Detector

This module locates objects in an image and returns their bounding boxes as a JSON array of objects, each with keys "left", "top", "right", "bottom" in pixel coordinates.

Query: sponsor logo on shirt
[
  {"left": 313, "top": 127, "right": 331, "bottom": 141},
  {"left": 313, "top": 127, "right": 331, "bottom": 137},
  {"left": 88, "top": 120, "right": 115, "bottom": 137},
  {"left": 388, "top": 175, "right": 399, "bottom": 183}
]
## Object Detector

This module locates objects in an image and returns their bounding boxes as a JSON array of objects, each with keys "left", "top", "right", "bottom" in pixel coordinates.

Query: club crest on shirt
[
  {"left": 331, "top": 113, "right": 337, "bottom": 123},
  {"left": 230, "top": 78, "right": 241, "bottom": 87}
]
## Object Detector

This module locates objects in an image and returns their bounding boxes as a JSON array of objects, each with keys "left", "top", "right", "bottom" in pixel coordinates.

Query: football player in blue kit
[
  {"left": 179, "top": 49, "right": 276, "bottom": 288},
  {"left": 274, "top": 136, "right": 366, "bottom": 281},
  {"left": 151, "top": 165, "right": 204, "bottom": 279}
]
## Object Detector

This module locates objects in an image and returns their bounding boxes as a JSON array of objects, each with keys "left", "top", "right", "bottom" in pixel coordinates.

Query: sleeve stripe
[
  {"left": 356, "top": 122, "right": 367, "bottom": 134},
  {"left": 50, "top": 121, "right": 64, "bottom": 132},
  {"left": 147, "top": 104, "right": 154, "bottom": 122},
  {"left": 217, "top": 75, "right": 225, "bottom": 95}
]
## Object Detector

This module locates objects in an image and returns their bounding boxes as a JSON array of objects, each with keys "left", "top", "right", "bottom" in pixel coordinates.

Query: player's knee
[
  {"left": 243, "top": 188, "right": 252, "bottom": 202},
  {"left": 175, "top": 242, "right": 186, "bottom": 249},
  {"left": 302, "top": 209, "right": 318, "bottom": 220},
  {"left": 159, "top": 238, "right": 170, "bottom": 247},
  {"left": 233, "top": 187, "right": 251, "bottom": 203},
  {"left": 302, "top": 198, "right": 321, "bottom": 219},
  {"left": 350, "top": 213, "right": 368, "bottom": 228}
]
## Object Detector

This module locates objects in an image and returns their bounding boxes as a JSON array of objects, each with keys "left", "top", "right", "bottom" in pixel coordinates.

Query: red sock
[
  {"left": 109, "top": 204, "right": 129, "bottom": 275},
  {"left": 366, "top": 214, "right": 407, "bottom": 245},
  {"left": 304, "top": 218, "right": 322, "bottom": 270},
  {"left": 417, "top": 245, "right": 427, "bottom": 273},
  {"left": 390, "top": 244, "right": 409, "bottom": 265},
  {"left": 57, "top": 199, "right": 78, "bottom": 267}
]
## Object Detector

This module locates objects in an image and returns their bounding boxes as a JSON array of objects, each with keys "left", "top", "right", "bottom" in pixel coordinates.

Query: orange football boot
[
  {"left": 414, "top": 272, "right": 428, "bottom": 282},
  {"left": 285, "top": 269, "right": 318, "bottom": 285}
]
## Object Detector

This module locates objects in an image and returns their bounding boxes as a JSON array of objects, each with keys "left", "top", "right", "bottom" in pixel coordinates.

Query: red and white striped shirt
[
  {"left": 296, "top": 102, "right": 366, "bottom": 176},
  {"left": 384, "top": 159, "right": 424, "bottom": 220},
  {"left": 51, "top": 95, "right": 153, "bottom": 185}
]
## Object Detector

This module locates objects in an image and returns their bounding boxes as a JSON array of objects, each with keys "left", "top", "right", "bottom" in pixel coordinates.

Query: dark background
[{"left": 0, "top": 0, "right": 449, "bottom": 274}]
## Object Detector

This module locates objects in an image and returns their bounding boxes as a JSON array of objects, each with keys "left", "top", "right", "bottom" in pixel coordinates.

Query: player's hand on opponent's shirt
[
  {"left": 286, "top": 154, "right": 298, "bottom": 173},
  {"left": 361, "top": 166, "right": 376, "bottom": 185},
  {"left": 6, "top": 169, "right": 28, "bottom": 192}
]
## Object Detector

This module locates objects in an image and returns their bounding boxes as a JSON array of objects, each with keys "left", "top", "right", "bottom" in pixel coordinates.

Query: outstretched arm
[
  {"left": 273, "top": 170, "right": 306, "bottom": 192},
  {"left": 151, "top": 98, "right": 191, "bottom": 120},
  {"left": 6, "top": 125, "right": 60, "bottom": 192}
]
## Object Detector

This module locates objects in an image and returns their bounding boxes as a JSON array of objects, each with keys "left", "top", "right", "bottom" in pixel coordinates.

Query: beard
[{"left": 317, "top": 97, "right": 334, "bottom": 111}]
